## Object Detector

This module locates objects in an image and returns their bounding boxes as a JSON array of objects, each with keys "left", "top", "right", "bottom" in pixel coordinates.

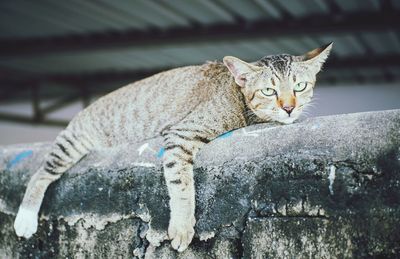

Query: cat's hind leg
[{"left": 14, "top": 130, "right": 93, "bottom": 238}]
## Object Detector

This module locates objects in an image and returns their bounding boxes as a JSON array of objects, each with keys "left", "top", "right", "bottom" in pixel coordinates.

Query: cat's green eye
[
  {"left": 261, "top": 88, "right": 277, "bottom": 97},
  {"left": 294, "top": 82, "right": 309, "bottom": 92}
]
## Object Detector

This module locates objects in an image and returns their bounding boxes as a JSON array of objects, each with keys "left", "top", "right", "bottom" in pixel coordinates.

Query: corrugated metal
[
  {"left": 281, "top": 0, "right": 329, "bottom": 17},
  {"left": 335, "top": 0, "right": 379, "bottom": 12},
  {"left": 197, "top": 0, "right": 236, "bottom": 23},
  {"left": 393, "top": 0, "right": 400, "bottom": 9},
  {"left": 163, "top": 0, "right": 228, "bottom": 24},
  {"left": 252, "top": 0, "right": 282, "bottom": 19},
  {"left": 319, "top": 34, "right": 365, "bottom": 57},
  {"left": 361, "top": 31, "right": 400, "bottom": 54},
  {"left": 216, "top": 0, "right": 269, "bottom": 20},
  {"left": 0, "top": 0, "right": 398, "bottom": 85}
]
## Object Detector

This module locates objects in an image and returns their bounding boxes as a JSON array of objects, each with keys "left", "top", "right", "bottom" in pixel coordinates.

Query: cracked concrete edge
[{"left": 1, "top": 109, "right": 400, "bottom": 258}]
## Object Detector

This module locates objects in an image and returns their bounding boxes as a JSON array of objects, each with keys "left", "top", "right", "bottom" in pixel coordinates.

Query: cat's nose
[{"left": 282, "top": 106, "right": 294, "bottom": 115}]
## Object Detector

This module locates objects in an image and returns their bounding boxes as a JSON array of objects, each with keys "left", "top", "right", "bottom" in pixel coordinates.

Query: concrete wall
[{"left": 1, "top": 110, "right": 400, "bottom": 258}]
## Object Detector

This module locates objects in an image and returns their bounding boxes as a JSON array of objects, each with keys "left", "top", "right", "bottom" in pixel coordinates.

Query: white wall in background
[
  {"left": 0, "top": 100, "right": 82, "bottom": 145},
  {"left": 0, "top": 83, "right": 399, "bottom": 145},
  {"left": 309, "top": 83, "right": 400, "bottom": 117}
]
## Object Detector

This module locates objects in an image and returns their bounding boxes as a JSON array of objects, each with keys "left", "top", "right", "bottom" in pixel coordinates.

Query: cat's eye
[
  {"left": 261, "top": 88, "right": 277, "bottom": 97},
  {"left": 294, "top": 82, "right": 309, "bottom": 92}
]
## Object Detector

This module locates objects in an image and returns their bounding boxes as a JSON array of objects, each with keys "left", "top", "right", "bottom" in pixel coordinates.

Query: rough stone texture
[{"left": 1, "top": 109, "right": 399, "bottom": 258}]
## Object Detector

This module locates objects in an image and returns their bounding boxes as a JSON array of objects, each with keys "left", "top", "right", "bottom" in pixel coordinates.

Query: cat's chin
[{"left": 275, "top": 117, "right": 297, "bottom": 125}]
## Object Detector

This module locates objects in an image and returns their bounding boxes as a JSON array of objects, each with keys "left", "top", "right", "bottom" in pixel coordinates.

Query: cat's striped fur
[{"left": 14, "top": 43, "right": 332, "bottom": 252}]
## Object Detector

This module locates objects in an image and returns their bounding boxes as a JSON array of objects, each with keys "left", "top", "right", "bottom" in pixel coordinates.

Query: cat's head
[{"left": 223, "top": 43, "right": 332, "bottom": 124}]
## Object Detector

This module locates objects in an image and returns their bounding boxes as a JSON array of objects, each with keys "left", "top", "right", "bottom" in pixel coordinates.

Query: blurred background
[{"left": 0, "top": 0, "right": 399, "bottom": 145}]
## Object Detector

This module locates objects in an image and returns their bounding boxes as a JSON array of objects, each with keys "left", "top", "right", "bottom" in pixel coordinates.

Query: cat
[{"left": 14, "top": 43, "right": 332, "bottom": 252}]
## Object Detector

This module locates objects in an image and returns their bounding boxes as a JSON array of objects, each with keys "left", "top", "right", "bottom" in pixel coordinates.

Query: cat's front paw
[
  {"left": 168, "top": 217, "right": 195, "bottom": 252},
  {"left": 14, "top": 207, "right": 38, "bottom": 238}
]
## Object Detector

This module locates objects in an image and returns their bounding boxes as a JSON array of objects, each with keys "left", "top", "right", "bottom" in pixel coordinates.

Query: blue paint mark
[
  {"left": 7, "top": 150, "right": 33, "bottom": 170},
  {"left": 217, "top": 131, "right": 233, "bottom": 139},
  {"left": 157, "top": 147, "right": 165, "bottom": 158}
]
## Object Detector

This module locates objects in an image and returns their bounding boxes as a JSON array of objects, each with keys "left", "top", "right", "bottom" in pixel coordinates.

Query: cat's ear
[
  {"left": 223, "top": 56, "right": 261, "bottom": 87},
  {"left": 300, "top": 42, "right": 333, "bottom": 73}
]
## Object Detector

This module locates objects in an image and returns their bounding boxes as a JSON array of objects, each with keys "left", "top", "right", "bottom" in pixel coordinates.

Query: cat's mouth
[
  {"left": 252, "top": 108, "right": 298, "bottom": 124},
  {"left": 269, "top": 109, "right": 299, "bottom": 124},
  {"left": 274, "top": 107, "right": 301, "bottom": 124}
]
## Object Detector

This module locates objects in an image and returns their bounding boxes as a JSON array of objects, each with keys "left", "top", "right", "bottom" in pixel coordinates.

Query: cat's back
[{"left": 67, "top": 63, "right": 229, "bottom": 146}]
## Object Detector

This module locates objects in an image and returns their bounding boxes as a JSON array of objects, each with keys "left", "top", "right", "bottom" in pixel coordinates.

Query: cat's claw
[
  {"left": 168, "top": 218, "right": 195, "bottom": 252},
  {"left": 14, "top": 207, "right": 38, "bottom": 238}
]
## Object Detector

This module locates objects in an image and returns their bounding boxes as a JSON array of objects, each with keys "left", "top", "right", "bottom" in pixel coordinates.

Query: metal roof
[{"left": 0, "top": 0, "right": 399, "bottom": 126}]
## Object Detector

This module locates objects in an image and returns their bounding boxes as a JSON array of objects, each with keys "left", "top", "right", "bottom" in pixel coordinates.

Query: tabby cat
[{"left": 14, "top": 43, "right": 332, "bottom": 252}]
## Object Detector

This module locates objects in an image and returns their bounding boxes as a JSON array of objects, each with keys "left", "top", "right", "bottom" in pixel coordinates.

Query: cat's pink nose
[{"left": 282, "top": 106, "right": 294, "bottom": 115}]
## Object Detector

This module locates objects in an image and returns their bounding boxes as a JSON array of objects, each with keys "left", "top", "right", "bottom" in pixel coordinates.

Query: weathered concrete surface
[{"left": 0, "top": 109, "right": 399, "bottom": 258}]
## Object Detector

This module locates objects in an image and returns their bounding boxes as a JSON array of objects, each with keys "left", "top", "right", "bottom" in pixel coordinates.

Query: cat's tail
[{"left": 14, "top": 129, "right": 95, "bottom": 238}]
